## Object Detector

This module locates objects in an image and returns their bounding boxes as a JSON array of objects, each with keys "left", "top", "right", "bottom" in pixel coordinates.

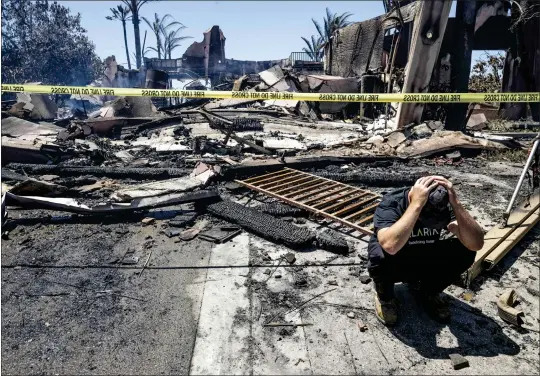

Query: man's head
[
  {"left": 427, "top": 185, "right": 449, "bottom": 210},
  {"left": 420, "top": 185, "right": 451, "bottom": 229}
]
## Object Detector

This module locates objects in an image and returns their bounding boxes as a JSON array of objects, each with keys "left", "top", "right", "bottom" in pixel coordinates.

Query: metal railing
[
  {"left": 289, "top": 52, "right": 324, "bottom": 66},
  {"left": 144, "top": 58, "right": 182, "bottom": 71}
]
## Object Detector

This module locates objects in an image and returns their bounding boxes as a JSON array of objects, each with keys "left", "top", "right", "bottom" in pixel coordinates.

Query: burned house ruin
[
  {"left": 143, "top": 0, "right": 538, "bottom": 130},
  {"left": 327, "top": 0, "right": 539, "bottom": 127}
]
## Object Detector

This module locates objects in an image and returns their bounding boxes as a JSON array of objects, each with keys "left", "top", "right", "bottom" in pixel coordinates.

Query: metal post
[{"left": 503, "top": 136, "right": 540, "bottom": 224}]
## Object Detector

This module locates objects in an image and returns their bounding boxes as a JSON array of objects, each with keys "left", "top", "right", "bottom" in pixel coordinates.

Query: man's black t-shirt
[{"left": 367, "top": 187, "right": 454, "bottom": 267}]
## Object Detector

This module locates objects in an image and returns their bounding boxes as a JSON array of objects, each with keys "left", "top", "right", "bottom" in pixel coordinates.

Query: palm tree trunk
[
  {"left": 157, "top": 34, "right": 162, "bottom": 59},
  {"left": 122, "top": 19, "right": 132, "bottom": 69},
  {"left": 131, "top": 0, "right": 142, "bottom": 68}
]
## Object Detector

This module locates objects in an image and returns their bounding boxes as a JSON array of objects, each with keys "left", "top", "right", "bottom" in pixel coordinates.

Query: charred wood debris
[
  {"left": 0, "top": 59, "right": 531, "bottom": 250},
  {"left": 2, "top": 0, "right": 538, "bottom": 260}
]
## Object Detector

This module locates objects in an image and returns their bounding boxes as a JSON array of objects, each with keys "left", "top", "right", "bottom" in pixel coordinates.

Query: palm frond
[
  {"left": 141, "top": 15, "right": 155, "bottom": 31},
  {"left": 302, "top": 47, "right": 315, "bottom": 60},
  {"left": 169, "top": 36, "right": 192, "bottom": 44},
  {"left": 325, "top": 7, "right": 334, "bottom": 25},
  {"left": 312, "top": 18, "right": 325, "bottom": 41},
  {"left": 121, "top": 0, "right": 132, "bottom": 12},
  {"left": 336, "top": 12, "right": 353, "bottom": 28},
  {"left": 311, "top": 8, "right": 354, "bottom": 43},
  {"left": 301, "top": 36, "right": 312, "bottom": 47},
  {"left": 137, "top": 0, "right": 152, "bottom": 12},
  {"left": 301, "top": 34, "right": 323, "bottom": 61},
  {"left": 121, "top": 0, "right": 150, "bottom": 13}
]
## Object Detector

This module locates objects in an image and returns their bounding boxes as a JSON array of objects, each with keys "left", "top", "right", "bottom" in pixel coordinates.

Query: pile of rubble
[
  {"left": 2, "top": 64, "right": 525, "bottom": 169},
  {"left": 1, "top": 63, "right": 529, "bottom": 253},
  {"left": 1, "top": 55, "right": 533, "bottom": 233}
]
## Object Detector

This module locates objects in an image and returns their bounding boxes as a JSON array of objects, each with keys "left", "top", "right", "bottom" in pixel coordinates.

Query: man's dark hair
[
  {"left": 419, "top": 185, "right": 451, "bottom": 229},
  {"left": 427, "top": 185, "right": 449, "bottom": 211}
]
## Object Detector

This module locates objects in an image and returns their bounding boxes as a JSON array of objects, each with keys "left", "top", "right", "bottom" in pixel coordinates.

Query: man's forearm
[
  {"left": 378, "top": 203, "right": 423, "bottom": 255},
  {"left": 452, "top": 201, "right": 485, "bottom": 250}
]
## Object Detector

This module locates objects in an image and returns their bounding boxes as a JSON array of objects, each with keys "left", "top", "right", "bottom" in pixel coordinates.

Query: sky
[{"left": 61, "top": 0, "right": 484, "bottom": 67}]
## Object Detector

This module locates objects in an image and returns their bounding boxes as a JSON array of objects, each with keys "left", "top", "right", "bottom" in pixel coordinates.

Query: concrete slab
[{"left": 190, "top": 233, "right": 252, "bottom": 375}]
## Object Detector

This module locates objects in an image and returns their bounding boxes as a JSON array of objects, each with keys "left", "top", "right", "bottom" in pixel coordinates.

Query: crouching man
[{"left": 367, "top": 176, "right": 484, "bottom": 325}]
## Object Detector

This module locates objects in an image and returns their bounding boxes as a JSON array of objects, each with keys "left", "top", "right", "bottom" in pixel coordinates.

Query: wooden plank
[
  {"left": 259, "top": 175, "right": 313, "bottom": 190},
  {"left": 357, "top": 214, "right": 375, "bottom": 226},
  {"left": 396, "top": 0, "right": 452, "bottom": 128},
  {"left": 303, "top": 187, "right": 356, "bottom": 205},
  {"left": 311, "top": 190, "right": 362, "bottom": 209},
  {"left": 466, "top": 192, "right": 540, "bottom": 286},
  {"left": 216, "top": 156, "right": 239, "bottom": 165},
  {"left": 285, "top": 182, "right": 331, "bottom": 199},
  {"left": 274, "top": 178, "right": 325, "bottom": 195},
  {"left": 318, "top": 192, "right": 370, "bottom": 211},
  {"left": 484, "top": 208, "right": 540, "bottom": 268},
  {"left": 332, "top": 196, "right": 379, "bottom": 217},
  {"left": 343, "top": 202, "right": 380, "bottom": 221},
  {"left": 397, "top": 131, "right": 507, "bottom": 159},
  {"left": 243, "top": 169, "right": 296, "bottom": 184}
]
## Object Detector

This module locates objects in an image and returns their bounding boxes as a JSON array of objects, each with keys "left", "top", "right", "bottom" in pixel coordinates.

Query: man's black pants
[{"left": 367, "top": 238, "right": 476, "bottom": 301}]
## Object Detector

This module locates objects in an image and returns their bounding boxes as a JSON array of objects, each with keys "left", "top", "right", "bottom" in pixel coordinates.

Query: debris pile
[{"left": 2, "top": 61, "right": 526, "bottom": 225}]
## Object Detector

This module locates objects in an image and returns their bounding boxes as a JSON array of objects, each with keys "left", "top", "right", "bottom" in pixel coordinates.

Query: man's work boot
[
  {"left": 374, "top": 293, "right": 398, "bottom": 326},
  {"left": 420, "top": 293, "right": 450, "bottom": 323}
]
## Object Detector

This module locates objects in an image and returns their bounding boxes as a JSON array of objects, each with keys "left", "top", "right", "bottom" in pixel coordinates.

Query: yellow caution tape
[{"left": 2, "top": 84, "right": 539, "bottom": 103}]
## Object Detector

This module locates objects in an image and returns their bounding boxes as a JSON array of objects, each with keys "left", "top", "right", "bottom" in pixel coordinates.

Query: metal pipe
[{"left": 503, "top": 137, "right": 540, "bottom": 222}]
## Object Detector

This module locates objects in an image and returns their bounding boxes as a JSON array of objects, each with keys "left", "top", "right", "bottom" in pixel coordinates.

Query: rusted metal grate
[{"left": 235, "top": 167, "right": 382, "bottom": 236}]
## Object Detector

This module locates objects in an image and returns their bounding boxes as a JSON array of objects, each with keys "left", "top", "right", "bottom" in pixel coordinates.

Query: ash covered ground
[{"left": 2, "top": 157, "right": 539, "bottom": 375}]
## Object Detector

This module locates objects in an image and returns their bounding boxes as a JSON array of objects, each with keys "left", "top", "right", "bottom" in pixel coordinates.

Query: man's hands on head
[
  {"left": 431, "top": 176, "right": 459, "bottom": 206},
  {"left": 380, "top": 175, "right": 452, "bottom": 255},
  {"left": 409, "top": 176, "right": 445, "bottom": 208}
]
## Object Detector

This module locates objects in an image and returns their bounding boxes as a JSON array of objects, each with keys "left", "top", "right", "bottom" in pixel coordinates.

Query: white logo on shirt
[
  {"left": 408, "top": 228, "right": 440, "bottom": 245},
  {"left": 410, "top": 228, "right": 440, "bottom": 238}
]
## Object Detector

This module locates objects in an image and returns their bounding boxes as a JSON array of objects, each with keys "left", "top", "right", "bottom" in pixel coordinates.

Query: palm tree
[
  {"left": 106, "top": 5, "right": 132, "bottom": 69},
  {"left": 301, "top": 35, "right": 324, "bottom": 61},
  {"left": 162, "top": 26, "right": 192, "bottom": 59},
  {"left": 312, "top": 8, "right": 353, "bottom": 43},
  {"left": 121, "top": 0, "right": 152, "bottom": 69},
  {"left": 142, "top": 13, "right": 183, "bottom": 59}
]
